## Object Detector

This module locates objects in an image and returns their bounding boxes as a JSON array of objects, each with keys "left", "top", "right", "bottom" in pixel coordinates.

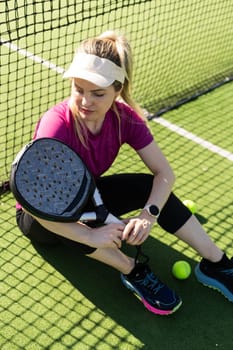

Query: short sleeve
[
  {"left": 118, "top": 102, "right": 154, "bottom": 150},
  {"left": 33, "top": 100, "right": 72, "bottom": 143}
]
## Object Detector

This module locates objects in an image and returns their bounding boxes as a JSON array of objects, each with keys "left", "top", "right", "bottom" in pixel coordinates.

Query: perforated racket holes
[{"left": 33, "top": 188, "right": 38, "bottom": 199}]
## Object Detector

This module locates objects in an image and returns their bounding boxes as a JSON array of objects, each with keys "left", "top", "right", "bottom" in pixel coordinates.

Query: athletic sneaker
[
  {"left": 121, "top": 263, "right": 182, "bottom": 315},
  {"left": 195, "top": 253, "right": 233, "bottom": 302}
]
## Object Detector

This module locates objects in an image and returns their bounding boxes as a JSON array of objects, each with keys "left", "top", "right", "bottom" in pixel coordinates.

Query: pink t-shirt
[
  {"left": 34, "top": 99, "right": 153, "bottom": 178},
  {"left": 16, "top": 99, "right": 153, "bottom": 210}
]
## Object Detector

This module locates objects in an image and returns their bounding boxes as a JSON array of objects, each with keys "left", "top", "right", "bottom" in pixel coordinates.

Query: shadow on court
[{"left": 33, "top": 234, "right": 232, "bottom": 350}]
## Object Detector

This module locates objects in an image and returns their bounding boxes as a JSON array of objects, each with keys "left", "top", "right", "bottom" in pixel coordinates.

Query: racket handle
[
  {"left": 79, "top": 212, "right": 98, "bottom": 221},
  {"left": 80, "top": 187, "right": 123, "bottom": 224},
  {"left": 104, "top": 213, "right": 123, "bottom": 224},
  {"left": 79, "top": 211, "right": 123, "bottom": 224},
  {"left": 92, "top": 188, "right": 103, "bottom": 206}
]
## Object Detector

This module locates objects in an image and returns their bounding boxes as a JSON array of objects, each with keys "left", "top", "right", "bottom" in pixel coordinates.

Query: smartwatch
[{"left": 143, "top": 204, "right": 160, "bottom": 219}]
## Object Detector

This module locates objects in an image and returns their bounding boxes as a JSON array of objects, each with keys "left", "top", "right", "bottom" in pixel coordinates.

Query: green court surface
[
  {"left": 1, "top": 82, "right": 233, "bottom": 349},
  {"left": 1, "top": 0, "right": 233, "bottom": 181},
  {"left": 1, "top": 1, "right": 233, "bottom": 349}
]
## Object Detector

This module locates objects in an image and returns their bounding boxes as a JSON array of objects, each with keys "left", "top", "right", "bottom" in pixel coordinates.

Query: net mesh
[
  {"left": 1, "top": 2, "right": 233, "bottom": 348},
  {"left": 1, "top": 0, "right": 233, "bottom": 187}
]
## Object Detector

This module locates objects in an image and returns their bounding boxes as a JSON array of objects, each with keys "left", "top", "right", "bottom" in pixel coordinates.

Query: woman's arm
[
  {"left": 137, "top": 139, "right": 175, "bottom": 212},
  {"left": 122, "top": 139, "right": 175, "bottom": 244},
  {"left": 33, "top": 216, "right": 124, "bottom": 249}
]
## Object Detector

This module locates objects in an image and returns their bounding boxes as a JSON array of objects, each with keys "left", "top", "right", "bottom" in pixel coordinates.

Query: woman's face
[{"left": 71, "top": 78, "right": 119, "bottom": 123}]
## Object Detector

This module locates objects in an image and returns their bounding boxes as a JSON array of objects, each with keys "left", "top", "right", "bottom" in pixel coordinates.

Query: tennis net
[{"left": 1, "top": 0, "right": 233, "bottom": 191}]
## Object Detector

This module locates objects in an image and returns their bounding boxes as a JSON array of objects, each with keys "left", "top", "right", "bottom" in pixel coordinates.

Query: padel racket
[{"left": 10, "top": 138, "right": 122, "bottom": 224}]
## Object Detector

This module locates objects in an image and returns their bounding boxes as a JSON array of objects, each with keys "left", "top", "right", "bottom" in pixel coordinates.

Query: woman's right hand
[{"left": 88, "top": 223, "right": 124, "bottom": 249}]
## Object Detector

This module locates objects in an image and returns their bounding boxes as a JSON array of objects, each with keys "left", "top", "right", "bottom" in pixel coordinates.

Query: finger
[
  {"left": 109, "top": 223, "right": 124, "bottom": 230},
  {"left": 128, "top": 227, "right": 149, "bottom": 245},
  {"left": 122, "top": 222, "right": 134, "bottom": 240},
  {"left": 135, "top": 233, "right": 148, "bottom": 245},
  {"left": 126, "top": 228, "right": 142, "bottom": 244},
  {"left": 113, "top": 236, "right": 122, "bottom": 249},
  {"left": 110, "top": 228, "right": 123, "bottom": 246}
]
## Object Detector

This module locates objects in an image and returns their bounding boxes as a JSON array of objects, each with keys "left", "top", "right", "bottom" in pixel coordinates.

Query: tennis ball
[
  {"left": 183, "top": 199, "right": 197, "bottom": 214},
  {"left": 172, "top": 260, "right": 191, "bottom": 280}
]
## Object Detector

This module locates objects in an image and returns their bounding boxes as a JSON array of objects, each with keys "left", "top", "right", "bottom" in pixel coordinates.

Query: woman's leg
[
  {"left": 75, "top": 172, "right": 233, "bottom": 304},
  {"left": 88, "top": 202, "right": 224, "bottom": 269},
  {"left": 95, "top": 174, "right": 228, "bottom": 282},
  {"left": 16, "top": 209, "right": 97, "bottom": 254},
  {"left": 88, "top": 246, "right": 135, "bottom": 274},
  {"left": 89, "top": 174, "right": 188, "bottom": 271},
  {"left": 174, "top": 215, "right": 223, "bottom": 262},
  {"left": 96, "top": 173, "right": 153, "bottom": 216},
  {"left": 97, "top": 173, "right": 192, "bottom": 232},
  {"left": 18, "top": 173, "right": 224, "bottom": 263}
]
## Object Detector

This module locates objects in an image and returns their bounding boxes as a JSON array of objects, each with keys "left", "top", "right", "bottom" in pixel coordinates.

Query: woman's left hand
[{"left": 121, "top": 215, "right": 155, "bottom": 245}]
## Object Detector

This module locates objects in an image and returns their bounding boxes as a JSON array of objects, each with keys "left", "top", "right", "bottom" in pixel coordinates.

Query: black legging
[{"left": 16, "top": 173, "right": 192, "bottom": 254}]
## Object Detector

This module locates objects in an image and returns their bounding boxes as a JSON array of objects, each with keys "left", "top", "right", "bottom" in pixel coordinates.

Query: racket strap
[
  {"left": 91, "top": 188, "right": 110, "bottom": 223},
  {"left": 134, "top": 245, "right": 150, "bottom": 265},
  {"left": 95, "top": 204, "right": 109, "bottom": 223}
]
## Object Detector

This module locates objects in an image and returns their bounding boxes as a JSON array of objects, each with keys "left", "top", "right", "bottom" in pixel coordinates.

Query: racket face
[{"left": 10, "top": 138, "right": 94, "bottom": 221}]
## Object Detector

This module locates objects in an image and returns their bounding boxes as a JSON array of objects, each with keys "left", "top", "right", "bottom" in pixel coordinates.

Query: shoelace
[
  {"left": 221, "top": 268, "right": 233, "bottom": 277},
  {"left": 138, "top": 272, "right": 164, "bottom": 294}
]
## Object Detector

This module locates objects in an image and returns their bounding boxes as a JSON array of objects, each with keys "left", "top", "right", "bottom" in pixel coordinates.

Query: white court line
[
  {"left": 1, "top": 37, "right": 65, "bottom": 74},
  {"left": 2, "top": 37, "right": 233, "bottom": 162},
  {"left": 153, "top": 117, "right": 233, "bottom": 162}
]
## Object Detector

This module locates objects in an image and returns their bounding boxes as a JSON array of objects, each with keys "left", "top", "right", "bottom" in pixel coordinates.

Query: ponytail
[{"left": 69, "top": 31, "right": 147, "bottom": 147}]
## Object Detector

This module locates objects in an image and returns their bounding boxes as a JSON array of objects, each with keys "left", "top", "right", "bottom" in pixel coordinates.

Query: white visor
[{"left": 63, "top": 52, "right": 125, "bottom": 87}]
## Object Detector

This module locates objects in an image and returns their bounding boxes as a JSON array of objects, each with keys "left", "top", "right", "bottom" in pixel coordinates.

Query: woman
[{"left": 16, "top": 31, "right": 233, "bottom": 315}]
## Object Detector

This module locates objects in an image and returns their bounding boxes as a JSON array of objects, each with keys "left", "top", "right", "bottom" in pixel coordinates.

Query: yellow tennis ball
[
  {"left": 183, "top": 199, "right": 197, "bottom": 214},
  {"left": 172, "top": 260, "right": 191, "bottom": 280}
]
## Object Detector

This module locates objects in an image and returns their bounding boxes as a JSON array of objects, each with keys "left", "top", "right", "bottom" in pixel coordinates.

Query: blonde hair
[{"left": 69, "top": 31, "right": 146, "bottom": 147}]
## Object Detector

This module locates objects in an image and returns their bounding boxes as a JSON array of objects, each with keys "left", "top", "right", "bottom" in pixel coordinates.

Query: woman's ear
[{"left": 115, "top": 86, "right": 123, "bottom": 99}]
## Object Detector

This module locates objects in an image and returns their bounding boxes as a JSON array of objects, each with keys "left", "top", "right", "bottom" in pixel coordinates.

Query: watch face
[{"left": 149, "top": 205, "right": 160, "bottom": 216}]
